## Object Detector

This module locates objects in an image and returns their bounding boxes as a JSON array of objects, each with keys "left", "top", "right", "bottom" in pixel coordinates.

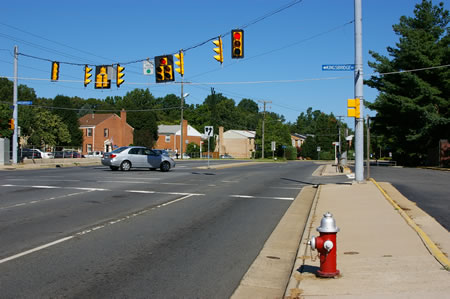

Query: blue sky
[{"left": 0, "top": 0, "right": 430, "bottom": 127}]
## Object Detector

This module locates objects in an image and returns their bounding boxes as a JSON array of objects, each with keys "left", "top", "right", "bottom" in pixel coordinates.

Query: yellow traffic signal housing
[
  {"left": 347, "top": 98, "right": 361, "bottom": 118},
  {"left": 231, "top": 29, "right": 244, "bottom": 59},
  {"left": 84, "top": 65, "right": 92, "bottom": 87},
  {"left": 116, "top": 64, "right": 125, "bottom": 87},
  {"left": 175, "top": 50, "right": 184, "bottom": 77},
  {"left": 51, "top": 61, "right": 59, "bottom": 81},
  {"left": 155, "top": 55, "right": 175, "bottom": 83},
  {"left": 8, "top": 119, "right": 14, "bottom": 130},
  {"left": 213, "top": 36, "right": 223, "bottom": 64},
  {"left": 95, "top": 66, "right": 111, "bottom": 89}
]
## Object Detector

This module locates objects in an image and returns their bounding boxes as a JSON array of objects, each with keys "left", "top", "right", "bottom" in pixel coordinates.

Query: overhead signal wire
[{"left": 8, "top": 0, "right": 304, "bottom": 68}]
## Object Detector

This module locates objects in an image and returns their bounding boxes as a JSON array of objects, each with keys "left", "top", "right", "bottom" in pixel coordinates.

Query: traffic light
[
  {"left": 51, "top": 61, "right": 59, "bottom": 81},
  {"left": 175, "top": 50, "right": 184, "bottom": 77},
  {"left": 84, "top": 65, "right": 92, "bottom": 87},
  {"left": 116, "top": 64, "right": 125, "bottom": 87},
  {"left": 212, "top": 36, "right": 223, "bottom": 64},
  {"left": 95, "top": 65, "right": 111, "bottom": 89},
  {"left": 8, "top": 119, "right": 14, "bottom": 130},
  {"left": 154, "top": 55, "right": 174, "bottom": 83},
  {"left": 231, "top": 29, "right": 244, "bottom": 59},
  {"left": 347, "top": 98, "right": 361, "bottom": 118}
]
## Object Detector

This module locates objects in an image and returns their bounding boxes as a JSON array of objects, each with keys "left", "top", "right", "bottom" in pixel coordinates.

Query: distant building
[
  {"left": 217, "top": 127, "right": 256, "bottom": 158},
  {"left": 291, "top": 133, "right": 306, "bottom": 148},
  {"left": 79, "top": 109, "right": 134, "bottom": 154},
  {"left": 154, "top": 120, "right": 202, "bottom": 154}
]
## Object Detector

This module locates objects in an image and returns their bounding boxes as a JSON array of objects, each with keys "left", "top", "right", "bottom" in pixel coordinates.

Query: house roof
[
  {"left": 158, "top": 124, "right": 202, "bottom": 137},
  {"left": 291, "top": 133, "right": 307, "bottom": 139},
  {"left": 224, "top": 130, "right": 256, "bottom": 139},
  {"left": 79, "top": 113, "right": 116, "bottom": 126},
  {"left": 158, "top": 125, "right": 180, "bottom": 134}
]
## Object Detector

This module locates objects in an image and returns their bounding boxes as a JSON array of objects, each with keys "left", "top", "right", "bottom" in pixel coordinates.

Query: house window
[
  {"left": 104, "top": 128, "right": 109, "bottom": 137},
  {"left": 87, "top": 144, "right": 92, "bottom": 152},
  {"left": 87, "top": 128, "right": 92, "bottom": 137},
  {"left": 165, "top": 135, "right": 171, "bottom": 142}
]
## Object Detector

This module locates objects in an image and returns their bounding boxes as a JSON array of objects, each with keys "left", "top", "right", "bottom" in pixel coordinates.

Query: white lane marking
[
  {"left": 102, "top": 177, "right": 161, "bottom": 180},
  {"left": 230, "top": 195, "right": 294, "bottom": 201},
  {"left": 31, "top": 185, "right": 61, "bottom": 189},
  {"left": 98, "top": 181, "right": 150, "bottom": 184},
  {"left": 126, "top": 190, "right": 204, "bottom": 196},
  {"left": 0, "top": 193, "right": 199, "bottom": 265},
  {"left": 160, "top": 182, "right": 195, "bottom": 186},
  {"left": 1, "top": 184, "right": 203, "bottom": 196},
  {"left": 221, "top": 180, "right": 239, "bottom": 183},
  {"left": 0, "top": 191, "right": 93, "bottom": 211},
  {"left": 0, "top": 236, "right": 74, "bottom": 265},
  {"left": 7, "top": 179, "right": 81, "bottom": 182},
  {"left": 0, "top": 184, "right": 107, "bottom": 192}
]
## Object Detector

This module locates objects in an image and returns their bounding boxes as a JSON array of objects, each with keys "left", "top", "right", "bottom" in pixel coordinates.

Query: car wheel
[
  {"left": 160, "top": 161, "right": 170, "bottom": 172},
  {"left": 110, "top": 166, "right": 119, "bottom": 171},
  {"left": 120, "top": 160, "right": 132, "bottom": 171}
]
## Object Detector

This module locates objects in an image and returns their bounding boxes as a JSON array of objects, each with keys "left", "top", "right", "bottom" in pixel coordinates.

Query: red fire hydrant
[{"left": 308, "top": 212, "right": 340, "bottom": 278}]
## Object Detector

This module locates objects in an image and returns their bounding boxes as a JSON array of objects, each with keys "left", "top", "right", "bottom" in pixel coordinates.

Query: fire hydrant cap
[{"left": 317, "top": 212, "right": 340, "bottom": 233}]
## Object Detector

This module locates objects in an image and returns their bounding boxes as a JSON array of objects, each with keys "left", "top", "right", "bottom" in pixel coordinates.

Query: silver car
[{"left": 101, "top": 146, "right": 175, "bottom": 172}]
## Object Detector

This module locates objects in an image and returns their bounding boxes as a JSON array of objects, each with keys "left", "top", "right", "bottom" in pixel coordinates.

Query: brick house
[
  {"left": 217, "top": 127, "right": 255, "bottom": 158},
  {"left": 154, "top": 120, "right": 202, "bottom": 154},
  {"left": 79, "top": 110, "right": 134, "bottom": 155}
]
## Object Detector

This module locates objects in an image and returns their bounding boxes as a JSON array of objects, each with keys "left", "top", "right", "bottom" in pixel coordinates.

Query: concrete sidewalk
[{"left": 285, "top": 167, "right": 450, "bottom": 298}]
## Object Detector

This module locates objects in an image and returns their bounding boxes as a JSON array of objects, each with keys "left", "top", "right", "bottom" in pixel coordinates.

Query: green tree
[
  {"left": 20, "top": 108, "right": 70, "bottom": 147},
  {"left": 255, "top": 112, "right": 291, "bottom": 158},
  {"left": 52, "top": 95, "right": 83, "bottom": 146},
  {"left": 365, "top": 1, "right": 449, "bottom": 165},
  {"left": 120, "top": 89, "right": 158, "bottom": 147}
]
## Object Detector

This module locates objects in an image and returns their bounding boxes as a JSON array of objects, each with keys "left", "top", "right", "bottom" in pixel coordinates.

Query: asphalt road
[
  {"left": 0, "top": 161, "right": 350, "bottom": 298},
  {"left": 370, "top": 166, "right": 450, "bottom": 231}
]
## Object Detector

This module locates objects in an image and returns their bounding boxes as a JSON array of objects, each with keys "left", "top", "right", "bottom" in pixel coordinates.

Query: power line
[{"left": 2, "top": 63, "right": 448, "bottom": 86}]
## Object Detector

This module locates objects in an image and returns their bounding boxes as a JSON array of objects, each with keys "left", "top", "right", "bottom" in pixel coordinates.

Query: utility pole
[
  {"left": 258, "top": 100, "right": 271, "bottom": 159},
  {"left": 354, "top": 0, "right": 365, "bottom": 182},
  {"left": 12, "top": 45, "right": 18, "bottom": 164},
  {"left": 366, "top": 116, "right": 371, "bottom": 179}
]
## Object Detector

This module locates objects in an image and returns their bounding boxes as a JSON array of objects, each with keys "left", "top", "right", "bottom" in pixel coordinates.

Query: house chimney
[
  {"left": 120, "top": 109, "right": 126, "bottom": 124},
  {"left": 219, "top": 126, "right": 224, "bottom": 155}
]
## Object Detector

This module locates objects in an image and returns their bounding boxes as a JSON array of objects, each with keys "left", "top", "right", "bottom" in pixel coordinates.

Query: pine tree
[{"left": 365, "top": 1, "right": 449, "bottom": 166}]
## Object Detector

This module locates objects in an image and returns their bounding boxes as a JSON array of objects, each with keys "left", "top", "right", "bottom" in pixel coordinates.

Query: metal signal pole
[
  {"left": 354, "top": 0, "right": 365, "bottom": 182},
  {"left": 13, "top": 45, "right": 18, "bottom": 164}
]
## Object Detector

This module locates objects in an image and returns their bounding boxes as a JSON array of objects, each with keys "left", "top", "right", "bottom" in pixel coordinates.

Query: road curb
[
  {"left": 283, "top": 185, "right": 322, "bottom": 298},
  {"left": 370, "top": 178, "right": 450, "bottom": 269},
  {"left": 231, "top": 186, "right": 318, "bottom": 298}
]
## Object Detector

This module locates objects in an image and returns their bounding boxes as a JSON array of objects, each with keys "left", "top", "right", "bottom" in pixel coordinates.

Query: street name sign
[
  {"left": 322, "top": 64, "right": 355, "bottom": 71},
  {"left": 17, "top": 101, "right": 33, "bottom": 105}
]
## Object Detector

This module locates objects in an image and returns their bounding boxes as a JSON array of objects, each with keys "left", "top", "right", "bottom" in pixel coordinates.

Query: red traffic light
[
  {"left": 233, "top": 32, "right": 241, "bottom": 39},
  {"left": 160, "top": 58, "right": 167, "bottom": 65}
]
